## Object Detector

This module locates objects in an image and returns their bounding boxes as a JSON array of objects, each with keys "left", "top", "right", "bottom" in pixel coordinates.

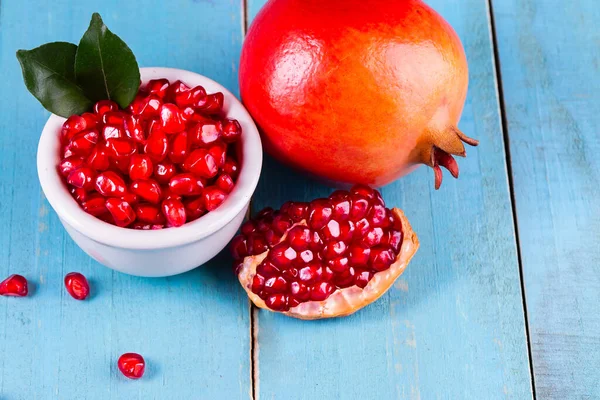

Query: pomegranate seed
[
  {"left": 93, "top": 100, "right": 119, "bottom": 117},
  {"left": 68, "top": 167, "right": 96, "bottom": 190},
  {"left": 190, "top": 120, "right": 222, "bottom": 147},
  {"left": 327, "top": 256, "right": 349, "bottom": 273},
  {"left": 184, "top": 196, "right": 206, "bottom": 220},
  {"left": 67, "top": 129, "right": 99, "bottom": 156},
  {"left": 154, "top": 161, "right": 177, "bottom": 184},
  {"left": 310, "top": 281, "right": 334, "bottom": 301},
  {"left": 160, "top": 103, "right": 185, "bottom": 134},
  {"left": 265, "top": 294, "right": 289, "bottom": 311},
  {"left": 285, "top": 202, "right": 308, "bottom": 222},
  {"left": 215, "top": 174, "right": 234, "bottom": 193},
  {"left": 287, "top": 226, "right": 311, "bottom": 251},
  {"left": 175, "top": 85, "right": 207, "bottom": 108},
  {"left": 183, "top": 149, "right": 218, "bottom": 179},
  {"left": 361, "top": 227, "right": 384, "bottom": 247},
  {"left": 290, "top": 281, "right": 311, "bottom": 301},
  {"left": 137, "top": 94, "right": 162, "bottom": 119},
  {"left": 81, "top": 112, "right": 100, "bottom": 130},
  {"left": 105, "top": 137, "right": 136, "bottom": 159},
  {"left": 130, "top": 179, "right": 162, "bottom": 204},
  {"left": 323, "top": 241, "right": 347, "bottom": 260},
  {"left": 144, "top": 128, "right": 169, "bottom": 162},
  {"left": 368, "top": 204, "right": 388, "bottom": 227},
  {"left": 0, "top": 275, "right": 28, "bottom": 297},
  {"left": 269, "top": 243, "right": 296, "bottom": 269},
  {"left": 298, "top": 262, "right": 323, "bottom": 284},
  {"left": 348, "top": 245, "right": 370, "bottom": 267},
  {"left": 105, "top": 198, "right": 136, "bottom": 227},
  {"left": 230, "top": 236, "right": 248, "bottom": 260},
  {"left": 64, "top": 272, "right": 90, "bottom": 300},
  {"left": 222, "top": 118, "right": 242, "bottom": 143},
  {"left": 247, "top": 233, "right": 268, "bottom": 254},
  {"left": 208, "top": 142, "right": 227, "bottom": 168},
  {"left": 355, "top": 270, "right": 373, "bottom": 288},
  {"left": 222, "top": 157, "right": 239, "bottom": 179},
  {"left": 102, "top": 111, "right": 127, "bottom": 126},
  {"left": 61, "top": 115, "right": 87, "bottom": 143},
  {"left": 58, "top": 156, "right": 85, "bottom": 177},
  {"left": 87, "top": 147, "right": 110, "bottom": 171},
  {"left": 252, "top": 274, "right": 265, "bottom": 292},
  {"left": 166, "top": 80, "right": 191, "bottom": 103},
  {"left": 146, "top": 78, "right": 170, "bottom": 98},
  {"left": 334, "top": 266, "right": 356, "bottom": 288},
  {"left": 71, "top": 187, "right": 89, "bottom": 203},
  {"left": 129, "top": 154, "right": 153, "bottom": 181},
  {"left": 168, "top": 131, "right": 189, "bottom": 163},
  {"left": 351, "top": 184, "right": 375, "bottom": 199},
  {"left": 162, "top": 198, "right": 186, "bottom": 227},
  {"left": 135, "top": 203, "right": 165, "bottom": 224},
  {"left": 124, "top": 115, "right": 146, "bottom": 143},
  {"left": 272, "top": 214, "right": 292, "bottom": 235},
  {"left": 118, "top": 353, "right": 145, "bottom": 379},
  {"left": 196, "top": 92, "right": 224, "bottom": 114},
  {"left": 264, "top": 276, "right": 288, "bottom": 294},
  {"left": 81, "top": 195, "right": 108, "bottom": 216},
  {"left": 349, "top": 194, "right": 371, "bottom": 221},
  {"left": 369, "top": 247, "right": 395, "bottom": 271},
  {"left": 168, "top": 173, "right": 204, "bottom": 196},
  {"left": 120, "top": 192, "right": 139, "bottom": 205},
  {"left": 308, "top": 199, "right": 333, "bottom": 230},
  {"left": 95, "top": 171, "right": 127, "bottom": 197},
  {"left": 203, "top": 187, "right": 227, "bottom": 211}
]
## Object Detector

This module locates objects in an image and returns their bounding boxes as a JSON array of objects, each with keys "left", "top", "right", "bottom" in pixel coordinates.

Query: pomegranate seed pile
[
  {"left": 58, "top": 79, "right": 242, "bottom": 229},
  {"left": 231, "top": 185, "right": 404, "bottom": 311}
]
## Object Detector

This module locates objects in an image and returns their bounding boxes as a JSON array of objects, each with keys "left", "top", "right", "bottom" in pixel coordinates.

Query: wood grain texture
[
  {"left": 491, "top": 0, "right": 600, "bottom": 398},
  {"left": 0, "top": 1, "right": 251, "bottom": 399},
  {"left": 247, "top": 0, "right": 532, "bottom": 398}
]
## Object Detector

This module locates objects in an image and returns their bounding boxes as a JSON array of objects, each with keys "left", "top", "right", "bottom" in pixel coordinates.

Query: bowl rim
[{"left": 37, "top": 67, "right": 262, "bottom": 250}]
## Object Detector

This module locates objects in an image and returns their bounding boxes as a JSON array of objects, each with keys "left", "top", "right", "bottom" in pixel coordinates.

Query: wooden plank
[
  {"left": 491, "top": 0, "right": 600, "bottom": 397},
  {"left": 247, "top": 0, "right": 532, "bottom": 398},
  {"left": 0, "top": 1, "right": 251, "bottom": 398}
]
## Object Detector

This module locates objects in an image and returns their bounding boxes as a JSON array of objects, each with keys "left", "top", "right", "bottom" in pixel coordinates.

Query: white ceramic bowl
[{"left": 37, "top": 67, "right": 262, "bottom": 277}]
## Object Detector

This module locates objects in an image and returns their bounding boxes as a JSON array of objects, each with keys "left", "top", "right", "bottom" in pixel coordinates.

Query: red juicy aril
[
  {"left": 0, "top": 274, "right": 29, "bottom": 297},
  {"left": 64, "top": 272, "right": 90, "bottom": 300},
  {"left": 240, "top": 0, "right": 478, "bottom": 189},
  {"left": 231, "top": 185, "right": 419, "bottom": 319},
  {"left": 57, "top": 79, "right": 243, "bottom": 228}
]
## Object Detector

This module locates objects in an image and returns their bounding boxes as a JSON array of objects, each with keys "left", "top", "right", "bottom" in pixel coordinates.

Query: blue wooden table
[{"left": 1, "top": 0, "right": 598, "bottom": 398}]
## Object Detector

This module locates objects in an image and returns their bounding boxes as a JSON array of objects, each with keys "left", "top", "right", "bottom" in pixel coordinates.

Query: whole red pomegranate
[{"left": 240, "top": 0, "right": 478, "bottom": 188}]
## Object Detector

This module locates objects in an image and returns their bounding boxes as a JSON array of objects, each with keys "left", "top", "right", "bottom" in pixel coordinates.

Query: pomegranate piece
[
  {"left": 239, "top": 0, "right": 478, "bottom": 189},
  {"left": 0, "top": 274, "right": 28, "bottom": 297},
  {"left": 232, "top": 186, "right": 419, "bottom": 319},
  {"left": 64, "top": 272, "right": 90, "bottom": 300},
  {"left": 118, "top": 353, "right": 145, "bottom": 379}
]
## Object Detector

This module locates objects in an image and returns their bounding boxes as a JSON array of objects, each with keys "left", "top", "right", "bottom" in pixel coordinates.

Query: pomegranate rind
[{"left": 237, "top": 208, "right": 419, "bottom": 319}]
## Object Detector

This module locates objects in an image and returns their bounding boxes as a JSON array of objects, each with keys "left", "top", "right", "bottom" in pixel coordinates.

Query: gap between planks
[
  {"left": 241, "top": 1, "right": 259, "bottom": 399},
  {"left": 487, "top": 0, "right": 537, "bottom": 398}
]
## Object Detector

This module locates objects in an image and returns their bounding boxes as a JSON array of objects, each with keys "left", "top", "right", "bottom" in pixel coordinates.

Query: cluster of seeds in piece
[
  {"left": 58, "top": 79, "right": 242, "bottom": 229},
  {"left": 231, "top": 185, "right": 404, "bottom": 311}
]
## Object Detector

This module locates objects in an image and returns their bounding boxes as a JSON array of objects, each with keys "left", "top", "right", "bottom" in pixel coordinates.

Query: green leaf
[
  {"left": 16, "top": 42, "right": 94, "bottom": 118},
  {"left": 75, "top": 13, "right": 140, "bottom": 108}
]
